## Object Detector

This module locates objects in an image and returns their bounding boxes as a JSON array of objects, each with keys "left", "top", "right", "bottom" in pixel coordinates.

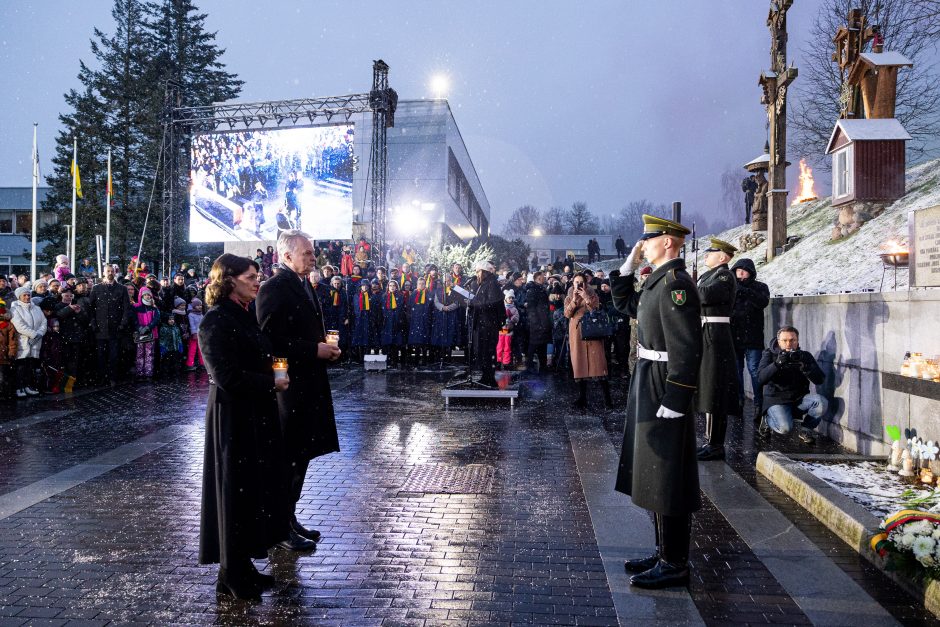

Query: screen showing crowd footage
[{"left": 188, "top": 124, "right": 355, "bottom": 242}]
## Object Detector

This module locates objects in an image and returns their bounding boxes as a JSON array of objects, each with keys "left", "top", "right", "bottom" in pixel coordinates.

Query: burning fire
[
  {"left": 792, "top": 158, "right": 818, "bottom": 204},
  {"left": 880, "top": 239, "right": 908, "bottom": 254}
]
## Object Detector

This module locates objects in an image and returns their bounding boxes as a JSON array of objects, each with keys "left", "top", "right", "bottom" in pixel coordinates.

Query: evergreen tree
[
  {"left": 42, "top": 0, "right": 242, "bottom": 274},
  {"left": 145, "top": 0, "right": 244, "bottom": 266}
]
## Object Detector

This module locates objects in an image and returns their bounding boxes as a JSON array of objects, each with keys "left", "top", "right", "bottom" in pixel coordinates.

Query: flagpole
[
  {"left": 71, "top": 137, "right": 77, "bottom": 274},
  {"left": 105, "top": 149, "right": 111, "bottom": 270},
  {"left": 31, "top": 124, "right": 38, "bottom": 282}
]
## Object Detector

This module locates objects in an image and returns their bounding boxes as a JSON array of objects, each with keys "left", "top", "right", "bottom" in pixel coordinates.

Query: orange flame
[
  {"left": 881, "top": 239, "right": 908, "bottom": 254},
  {"left": 792, "top": 159, "right": 817, "bottom": 204}
]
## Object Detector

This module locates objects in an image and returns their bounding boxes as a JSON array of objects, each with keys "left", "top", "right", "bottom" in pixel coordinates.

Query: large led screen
[{"left": 189, "top": 124, "right": 355, "bottom": 242}]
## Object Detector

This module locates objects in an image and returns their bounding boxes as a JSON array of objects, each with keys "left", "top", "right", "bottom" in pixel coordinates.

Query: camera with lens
[{"left": 780, "top": 350, "right": 802, "bottom": 366}]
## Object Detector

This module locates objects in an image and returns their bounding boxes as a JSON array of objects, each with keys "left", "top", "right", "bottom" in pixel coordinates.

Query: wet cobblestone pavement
[{"left": 0, "top": 367, "right": 937, "bottom": 625}]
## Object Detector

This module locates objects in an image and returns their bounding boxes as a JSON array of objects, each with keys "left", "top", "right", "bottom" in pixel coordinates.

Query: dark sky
[{"left": 0, "top": 1, "right": 857, "bottom": 230}]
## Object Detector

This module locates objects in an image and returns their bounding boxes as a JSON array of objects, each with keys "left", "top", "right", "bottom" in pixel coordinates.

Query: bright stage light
[{"left": 431, "top": 74, "right": 449, "bottom": 100}]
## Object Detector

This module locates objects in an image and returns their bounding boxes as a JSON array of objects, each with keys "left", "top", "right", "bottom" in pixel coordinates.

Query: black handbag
[{"left": 579, "top": 307, "right": 613, "bottom": 341}]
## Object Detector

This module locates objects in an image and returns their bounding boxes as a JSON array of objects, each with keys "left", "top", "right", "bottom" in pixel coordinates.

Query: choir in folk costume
[
  {"left": 381, "top": 280, "right": 406, "bottom": 365},
  {"left": 407, "top": 277, "right": 432, "bottom": 365},
  {"left": 431, "top": 275, "right": 462, "bottom": 359},
  {"left": 368, "top": 280, "right": 384, "bottom": 351},
  {"left": 321, "top": 275, "right": 350, "bottom": 351},
  {"left": 351, "top": 282, "right": 375, "bottom": 360}
]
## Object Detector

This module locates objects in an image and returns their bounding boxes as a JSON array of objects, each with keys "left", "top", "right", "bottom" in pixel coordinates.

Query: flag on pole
[
  {"left": 71, "top": 159, "right": 83, "bottom": 199},
  {"left": 107, "top": 169, "right": 112, "bottom": 201}
]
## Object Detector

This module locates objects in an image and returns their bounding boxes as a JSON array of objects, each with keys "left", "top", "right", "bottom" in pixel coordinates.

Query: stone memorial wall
[{"left": 765, "top": 290, "right": 940, "bottom": 455}]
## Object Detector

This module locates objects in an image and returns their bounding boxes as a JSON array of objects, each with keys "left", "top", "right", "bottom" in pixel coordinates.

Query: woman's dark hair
[{"left": 204, "top": 254, "right": 259, "bottom": 307}]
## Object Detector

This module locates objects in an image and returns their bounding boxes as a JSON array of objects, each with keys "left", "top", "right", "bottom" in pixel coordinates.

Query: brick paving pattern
[{"left": 0, "top": 368, "right": 937, "bottom": 625}]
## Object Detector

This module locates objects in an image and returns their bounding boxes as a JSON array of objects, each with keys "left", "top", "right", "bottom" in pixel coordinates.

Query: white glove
[
  {"left": 619, "top": 241, "right": 644, "bottom": 275},
  {"left": 466, "top": 292, "right": 475, "bottom": 301},
  {"left": 656, "top": 405, "right": 684, "bottom": 419}
]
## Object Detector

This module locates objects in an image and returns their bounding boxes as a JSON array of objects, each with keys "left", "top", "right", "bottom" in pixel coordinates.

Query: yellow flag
[{"left": 71, "top": 159, "right": 83, "bottom": 199}]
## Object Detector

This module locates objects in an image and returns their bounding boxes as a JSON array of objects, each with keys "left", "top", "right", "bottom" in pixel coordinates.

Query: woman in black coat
[{"left": 198, "top": 254, "right": 290, "bottom": 602}]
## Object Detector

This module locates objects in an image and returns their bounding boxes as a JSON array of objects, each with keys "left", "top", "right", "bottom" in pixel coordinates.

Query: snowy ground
[
  {"left": 802, "top": 460, "right": 934, "bottom": 519},
  {"left": 591, "top": 158, "right": 940, "bottom": 295}
]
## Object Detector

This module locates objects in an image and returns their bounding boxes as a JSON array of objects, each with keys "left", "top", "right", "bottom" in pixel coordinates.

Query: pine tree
[
  {"left": 42, "top": 0, "right": 242, "bottom": 274},
  {"left": 41, "top": 0, "right": 152, "bottom": 269},
  {"left": 145, "top": 0, "right": 243, "bottom": 266}
]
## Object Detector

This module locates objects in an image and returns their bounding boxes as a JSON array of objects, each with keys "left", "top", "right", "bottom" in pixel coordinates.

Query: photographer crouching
[{"left": 757, "top": 326, "right": 828, "bottom": 442}]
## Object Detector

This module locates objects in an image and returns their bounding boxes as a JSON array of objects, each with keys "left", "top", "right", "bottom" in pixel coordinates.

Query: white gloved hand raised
[
  {"left": 619, "top": 240, "right": 644, "bottom": 275},
  {"left": 655, "top": 405, "right": 684, "bottom": 419}
]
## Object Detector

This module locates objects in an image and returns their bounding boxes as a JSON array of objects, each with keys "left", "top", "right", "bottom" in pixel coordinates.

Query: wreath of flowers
[{"left": 871, "top": 510, "right": 940, "bottom": 581}]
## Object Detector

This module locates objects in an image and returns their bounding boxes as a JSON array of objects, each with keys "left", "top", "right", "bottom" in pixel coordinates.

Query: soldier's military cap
[
  {"left": 704, "top": 238, "right": 738, "bottom": 256},
  {"left": 640, "top": 214, "right": 691, "bottom": 240}
]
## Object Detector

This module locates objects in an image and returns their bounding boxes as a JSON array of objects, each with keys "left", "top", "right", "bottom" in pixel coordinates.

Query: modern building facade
[{"left": 0, "top": 187, "right": 56, "bottom": 276}]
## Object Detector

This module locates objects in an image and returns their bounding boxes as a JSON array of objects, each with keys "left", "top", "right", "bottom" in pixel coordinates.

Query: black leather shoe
[
  {"left": 696, "top": 446, "right": 725, "bottom": 461},
  {"left": 291, "top": 519, "right": 322, "bottom": 542},
  {"left": 758, "top": 416, "right": 771, "bottom": 438},
  {"left": 216, "top": 569, "right": 262, "bottom": 602},
  {"left": 624, "top": 554, "right": 659, "bottom": 573},
  {"left": 277, "top": 530, "right": 317, "bottom": 551},
  {"left": 249, "top": 569, "right": 277, "bottom": 589},
  {"left": 630, "top": 559, "right": 690, "bottom": 589}
]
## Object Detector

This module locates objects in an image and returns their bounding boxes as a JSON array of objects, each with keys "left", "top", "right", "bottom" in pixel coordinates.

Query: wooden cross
[{"left": 759, "top": 0, "right": 798, "bottom": 260}]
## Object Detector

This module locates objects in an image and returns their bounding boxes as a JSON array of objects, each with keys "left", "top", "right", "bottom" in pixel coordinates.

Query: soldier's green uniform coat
[
  {"left": 610, "top": 257, "right": 703, "bottom": 516},
  {"left": 695, "top": 263, "right": 740, "bottom": 415}
]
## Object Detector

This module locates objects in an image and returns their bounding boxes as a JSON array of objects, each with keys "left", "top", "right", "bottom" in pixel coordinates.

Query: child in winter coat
[
  {"left": 158, "top": 313, "right": 184, "bottom": 376},
  {"left": 133, "top": 287, "right": 160, "bottom": 378},
  {"left": 186, "top": 298, "right": 204, "bottom": 370},
  {"left": 496, "top": 290, "right": 520, "bottom": 369},
  {"left": 0, "top": 297, "right": 16, "bottom": 400}
]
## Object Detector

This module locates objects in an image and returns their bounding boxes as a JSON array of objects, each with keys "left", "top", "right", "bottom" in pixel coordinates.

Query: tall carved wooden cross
[{"left": 758, "top": 0, "right": 798, "bottom": 260}]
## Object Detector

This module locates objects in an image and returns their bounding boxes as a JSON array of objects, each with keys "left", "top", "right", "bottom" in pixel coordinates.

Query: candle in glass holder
[
  {"left": 900, "top": 449, "right": 915, "bottom": 477},
  {"left": 273, "top": 357, "right": 288, "bottom": 381},
  {"left": 888, "top": 440, "right": 902, "bottom": 471},
  {"left": 326, "top": 330, "right": 340, "bottom": 347}
]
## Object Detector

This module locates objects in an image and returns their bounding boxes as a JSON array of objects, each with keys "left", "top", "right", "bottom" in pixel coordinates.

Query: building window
[
  {"left": 833, "top": 146, "right": 853, "bottom": 197},
  {"left": 15, "top": 212, "right": 32, "bottom": 235},
  {"left": 0, "top": 212, "right": 12, "bottom": 234}
]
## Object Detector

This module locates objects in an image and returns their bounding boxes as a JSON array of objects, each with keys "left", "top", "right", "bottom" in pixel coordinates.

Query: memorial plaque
[{"left": 911, "top": 205, "right": 940, "bottom": 287}]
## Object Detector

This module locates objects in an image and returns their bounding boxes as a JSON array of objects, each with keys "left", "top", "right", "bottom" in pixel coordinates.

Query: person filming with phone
[{"left": 757, "top": 325, "right": 828, "bottom": 442}]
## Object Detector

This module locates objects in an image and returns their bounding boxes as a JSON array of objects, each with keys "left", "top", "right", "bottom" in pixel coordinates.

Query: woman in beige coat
[{"left": 565, "top": 273, "right": 612, "bottom": 410}]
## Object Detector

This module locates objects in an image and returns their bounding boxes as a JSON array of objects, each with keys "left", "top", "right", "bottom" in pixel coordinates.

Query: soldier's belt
[
  {"left": 637, "top": 344, "right": 668, "bottom": 362},
  {"left": 701, "top": 316, "right": 731, "bottom": 324}
]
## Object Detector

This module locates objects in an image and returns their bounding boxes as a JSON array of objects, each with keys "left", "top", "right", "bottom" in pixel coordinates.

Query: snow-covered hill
[{"left": 593, "top": 158, "right": 940, "bottom": 295}]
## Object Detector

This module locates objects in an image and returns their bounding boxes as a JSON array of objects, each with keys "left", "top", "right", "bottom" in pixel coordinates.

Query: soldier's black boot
[
  {"left": 697, "top": 413, "right": 727, "bottom": 461},
  {"left": 631, "top": 514, "right": 690, "bottom": 589},
  {"left": 625, "top": 513, "right": 660, "bottom": 573}
]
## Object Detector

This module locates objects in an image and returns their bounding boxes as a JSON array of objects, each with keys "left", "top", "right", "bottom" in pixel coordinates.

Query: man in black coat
[
  {"left": 615, "top": 235, "right": 626, "bottom": 259},
  {"left": 610, "top": 214, "right": 702, "bottom": 590},
  {"left": 466, "top": 260, "right": 503, "bottom": 387},
  {"left": 256, "top": 230, "right": 341, "bottom": 551},
  {"left": 730, "top": 258, "right": 770, "bottom": 415},
  {"left": 88, "top": 264, "right": 128, "bottom": 385},
  {"left": 696, "top": 238, "right": 741, "bottom": 461},
  {"left": 757, "top": 325, "right": 828, "bottom": 442},
  {"left": 524, "top": 271, "right": 552, "bottom": 373}
]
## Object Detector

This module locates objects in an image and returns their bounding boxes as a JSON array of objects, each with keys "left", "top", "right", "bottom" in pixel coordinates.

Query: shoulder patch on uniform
[
  {"left": 671, "top": 290, "right": 687, "bottom": 305},
  {"left": 719, "top": 274, "right": 729, "bottom": 281}
]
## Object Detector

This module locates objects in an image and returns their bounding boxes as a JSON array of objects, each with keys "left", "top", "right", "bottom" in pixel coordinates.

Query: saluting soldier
[
  {"left": 696, "top": 238, "right": 741, "bottom": 461},
  {"left": 610, "top": 214, "right": 703, "bottom": 590}
]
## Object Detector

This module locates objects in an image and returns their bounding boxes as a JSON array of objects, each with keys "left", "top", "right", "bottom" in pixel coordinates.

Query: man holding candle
[{"left": 257, "top": 230, "right": 342, "bottom": 552}]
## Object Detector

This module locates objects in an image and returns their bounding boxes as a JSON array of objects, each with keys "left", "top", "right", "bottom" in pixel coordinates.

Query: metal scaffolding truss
[
  {"left": 160, "top": 61, "right": 395, "bottom": 273},
  {"left": 170, "top": 93, "right": 374, "bottom": 132}
]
